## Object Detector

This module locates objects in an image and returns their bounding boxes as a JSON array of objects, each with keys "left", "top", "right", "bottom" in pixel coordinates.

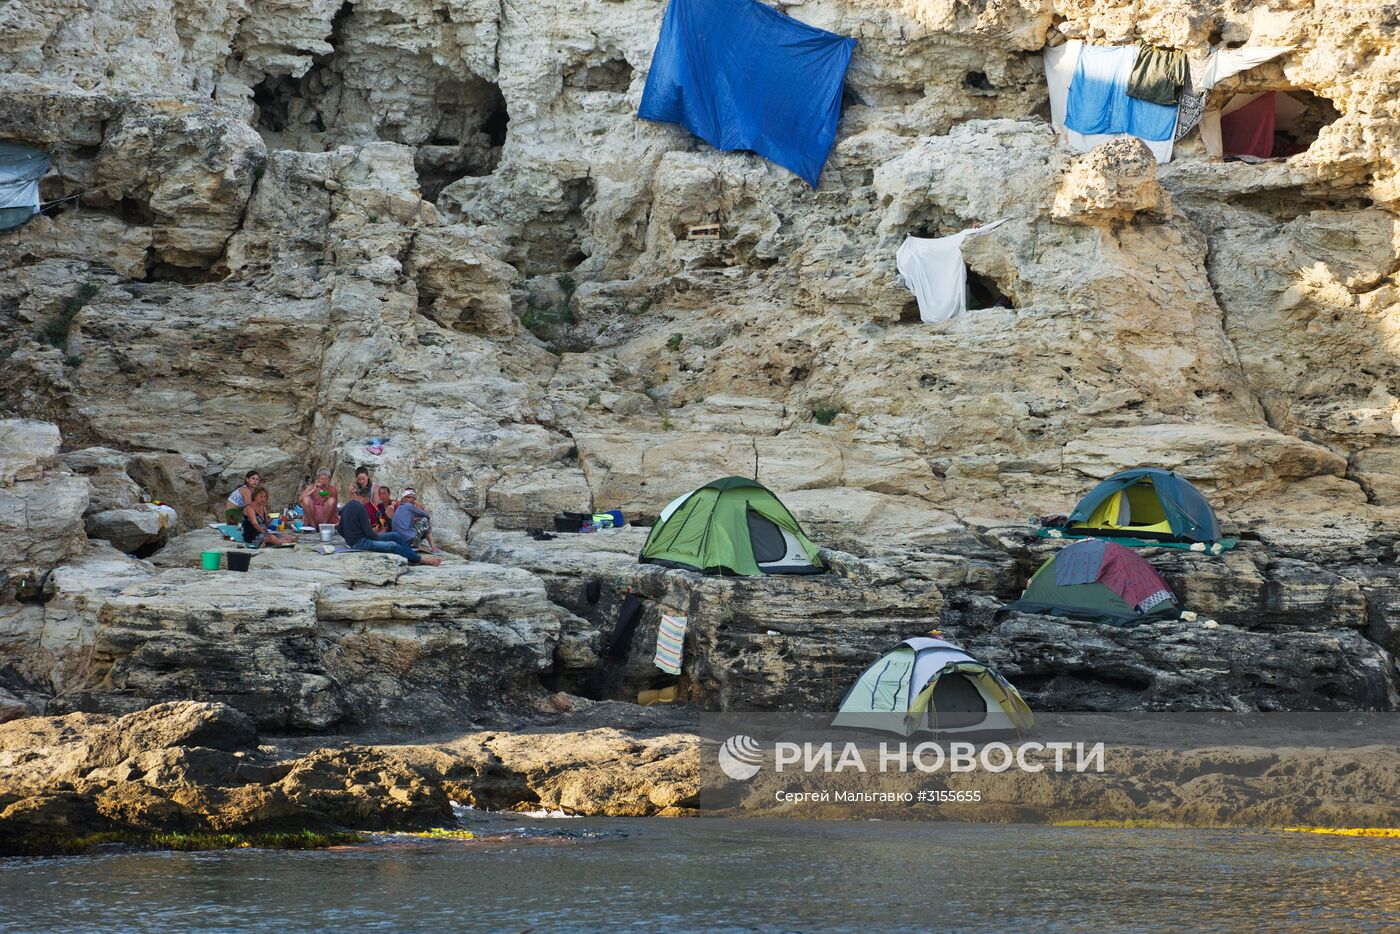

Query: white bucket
[{"left": 318, "top": 523, "right": 337, "bottom": 543}]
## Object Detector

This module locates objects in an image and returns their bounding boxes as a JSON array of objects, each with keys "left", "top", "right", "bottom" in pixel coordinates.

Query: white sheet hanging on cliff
[
  {"left": 896, "top": 218, "right": 1008, "bottom": 324},
  {"left": 1043, "top": 40, "right": 1174, "bottom": 164},
  {"left": 1198, "top": 45, "right": 1294, "bottom": 89}
]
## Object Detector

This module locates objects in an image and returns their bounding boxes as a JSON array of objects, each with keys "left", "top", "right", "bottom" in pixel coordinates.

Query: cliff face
[{"left": 1, "top": 0, "right": 1398, "bottom": 723}]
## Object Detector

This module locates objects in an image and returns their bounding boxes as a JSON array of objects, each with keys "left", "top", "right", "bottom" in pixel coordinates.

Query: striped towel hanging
[{"left": 654, "top": 614, "right": 689, "bottom": 675}]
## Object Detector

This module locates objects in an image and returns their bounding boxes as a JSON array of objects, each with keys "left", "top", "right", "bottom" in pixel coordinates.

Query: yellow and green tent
[{"left": 833, "top": 638, "right": 1034, "bottom": 736}]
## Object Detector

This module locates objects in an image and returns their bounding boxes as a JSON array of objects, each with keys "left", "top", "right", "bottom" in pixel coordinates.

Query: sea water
[{"left": 1, "top": 818, "right": 1396, "bottom": 932}]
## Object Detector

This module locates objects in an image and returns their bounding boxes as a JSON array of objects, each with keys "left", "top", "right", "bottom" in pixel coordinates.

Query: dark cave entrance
[
  {"left": 965, "top": 71, "right": 996, "bottom": 93},
  {"left": 251, "top": 74, "right": 321, "bottom": 135},
  {"left": 1214, "top": 88, "right": 1340, "bottom": 160},
  {"left": 898, "top": 269, "right": 1014, "bottom": 323},
  {"left": 1270, "top": 89, "right": 1339, "bottom": 156},
  {"left": 250, "top": 2, "right": 350, "bottom": 144},
  {"left": 967, "top": 269, "right": 1013, "bottom": 310},
  {"left": 415, "top": 83, "right": 510, "bottom": 200}
]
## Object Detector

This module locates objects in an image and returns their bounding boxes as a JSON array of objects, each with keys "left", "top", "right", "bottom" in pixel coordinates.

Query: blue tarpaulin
[
  {"left": 1065, "top": 44, "right": 1177, "bottom": 142},
  {"left": 0, "top": 141, "right": 49, "bottom": 232},
  {"left": 637, "top": 0, "right": 856, "bottom": 187}
]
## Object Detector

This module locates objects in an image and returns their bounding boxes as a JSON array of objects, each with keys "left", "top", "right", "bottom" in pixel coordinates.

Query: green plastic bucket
[{"left": 200, "top": 551, "right": 221, "bottom": 571}]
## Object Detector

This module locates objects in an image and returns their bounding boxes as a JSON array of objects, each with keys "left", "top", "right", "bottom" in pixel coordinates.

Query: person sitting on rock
[
  {"left": 391, "top": 488, "right": 437, "bottom": 553},
  {"left": 353, "top": 465, "right": 380, "bottom": 524},
  {"left": 225, "top": 470, "right": 260, "bottom": 524},
  {"left": 300, "top": 468, "right": 339, "bottom": 528},
  {"left": 242, "top": 487, "right": 297, "bottom": 548},
  {"left": 355, "top": 464, "right": 375, "bottom": 497},
  {"left": 373, "top": 485, "right": 397, "bottom": 532},
  {"left": 339, "top": 487, "right": 441, "bottom": 567}
]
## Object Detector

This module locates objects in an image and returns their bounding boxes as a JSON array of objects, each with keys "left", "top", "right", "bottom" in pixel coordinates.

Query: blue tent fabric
[
  {"left": 1065, "top": 44, "right": 1178, "bottom": 142},
  {"left": 1053, "top": 539, "right": 1107, "bottom": 586},
  {"left": 1068, "top": 468, "right": 1224, "bottom": 544},
  {"left": 637, "top": 0, "right": 857, "bottom": 187}
]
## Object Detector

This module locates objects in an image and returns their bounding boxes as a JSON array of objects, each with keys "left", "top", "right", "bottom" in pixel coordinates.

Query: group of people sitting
[{"left": 224, "top": 464, "right": 441, "bottom": 567}]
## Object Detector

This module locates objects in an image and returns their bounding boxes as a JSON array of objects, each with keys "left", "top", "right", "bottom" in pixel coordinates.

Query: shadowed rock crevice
[
  {"left": 414, "top": 84, "right": 509, "bottom": 201},
  {"left": 564, "top": 56, "right": 633, "bottom": 93},
  {"left": 512, "top": 177, "right": 595, "bottom": 276}
]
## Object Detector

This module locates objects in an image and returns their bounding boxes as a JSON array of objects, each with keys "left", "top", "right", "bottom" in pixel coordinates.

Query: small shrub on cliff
[
  {"left": 39, "top": 281, "right": 100, "bottom": 349},
  {"left": 811, "top": 400, "right": 841, "bottom": 425},
  {"left": 520, "top": 293, "right": 576, "bottom": 344},
  {"left": 666, "top": 333, "right": 683, "bottom": 352}
]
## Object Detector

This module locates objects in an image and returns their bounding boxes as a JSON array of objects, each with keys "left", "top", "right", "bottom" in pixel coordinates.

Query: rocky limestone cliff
[{"left": 1, "top": 0, "right": 1399, "bottom": 727}]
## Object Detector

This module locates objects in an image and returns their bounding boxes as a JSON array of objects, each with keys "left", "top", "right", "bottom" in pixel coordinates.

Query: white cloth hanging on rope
[
  {"left": 1043, "top": 40, "right": 1175, "bottom": 164},
  {"left": 896, "top": 218, "right": 1008, "bottom": 324},
  {"left": 1198, "top": 45, "right": 1294, "bottom": 89}
]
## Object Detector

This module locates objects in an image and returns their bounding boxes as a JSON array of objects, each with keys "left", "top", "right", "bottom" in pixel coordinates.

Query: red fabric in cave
[{"left": 1220, "top": 92, "right": 1277, "bottom": 158}]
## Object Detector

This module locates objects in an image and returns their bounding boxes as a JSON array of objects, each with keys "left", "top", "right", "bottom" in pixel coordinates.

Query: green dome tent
[
  {"left": 1004, "top": 538, "right": 1179, "bottom": 626},
  {"left": 1045, "top": 467, "right": 1230, "bottom": 549},
  {"left": 638, "top": 476, "right": 824, "bottom": 576},
  {"left": 833, "top": 638, "right": 1033, "bottom": 736}
]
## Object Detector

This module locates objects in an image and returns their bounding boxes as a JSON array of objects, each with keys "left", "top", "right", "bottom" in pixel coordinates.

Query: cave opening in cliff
[
  {"left": 249, "top": 2, "right": 348, "bottom": 148},
  {"left": 967, "top": 270, "right": 1013, "bottom": 310},
  {"left": 415, "top": 82, "right": 510, "bottom": 200},
  {"left": 1271, "top": 89, "right": 1339, "bottom": 156},
  {"left": 897, "top": 269, "right": 1014, "bottom": 323},
  {"left": 1227, "top": 187, "right": 1373, "bottom": 221},
  {"left": 141, "top": 261, "right": 228, "bottom": 285},
  {"left": 1213, "top": 88, "right": 1340, "bottom": 160},
  {"left": 482, "top": 91, "right": 510, "bottom": 148},
  {"left": 250, "top": 70, "right": 331, "bottom": 145},
  {"left": 965, "top": 71, "right": 996, "bottom": 93}
]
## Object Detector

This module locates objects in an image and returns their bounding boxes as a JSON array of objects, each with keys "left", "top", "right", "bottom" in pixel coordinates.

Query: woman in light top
[{"left": 225, "top": 470, "right": 260, "bottom": 524}]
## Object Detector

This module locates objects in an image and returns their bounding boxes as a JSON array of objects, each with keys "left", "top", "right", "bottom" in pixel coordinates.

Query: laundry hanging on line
[
  {"left": 637, "top": 0, "right": 857, "bottom": 187},
  {"left": 1045, "top": 41, "right": 1296, "bottom": 163},
  {"left": 1044, "top": 41, "right": 1175, "bottom": 164},
  {"left": 1126, "top": 44, "right": 1187, "bottom": 105},
  {"left": 604, "top": 593, "right": 646, "bottom": 660},
  {"left": 1173, "top": 78, "right": 1209, "bottom": 141},
  {"left": 1065, "top": 43, "right": 1179, "bottom": 142},
  {"left": 1198, "top": 45, "right": 1295, "bottom": 89},
  {"left": 654, "top": 614, "right": 688, "bottom": 675},
  {"left": 895, "top": 218, "right": 1009, "bottom": 324}
]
